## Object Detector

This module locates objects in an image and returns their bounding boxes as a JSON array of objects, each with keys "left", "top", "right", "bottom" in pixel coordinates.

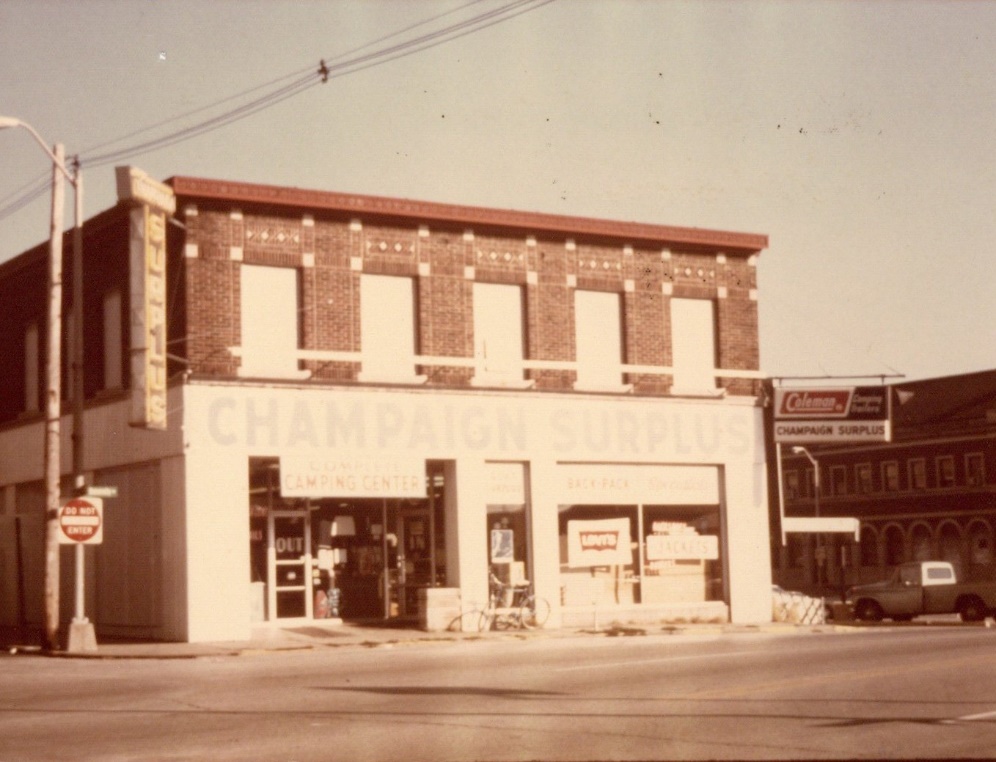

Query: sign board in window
[
  {"left": 567, "top": 518, "right": 632, "bottom": 567},
  {"left": 558, "top": 464, "right": 718, "bottom": 505},
  {"left": 646, "top": 533, "right": 718, "bottom": 561},
  {"left": 280, "top": 453, "right": 426, "bottom": 498},
  {"left": 485, "top": 462, "right": 525, "bottom": 505}
]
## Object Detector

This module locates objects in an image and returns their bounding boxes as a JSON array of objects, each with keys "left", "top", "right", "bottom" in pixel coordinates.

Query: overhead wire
[
  {"left": 0, "top": 0, "right": 553, "bottom": 223},
  {"left": 78, "top": 0, "right": 492, "bottom": 160}
]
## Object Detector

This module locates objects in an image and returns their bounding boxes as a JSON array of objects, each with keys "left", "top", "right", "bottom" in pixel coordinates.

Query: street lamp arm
[{"left": 0, "top": 116, "right": 75, "bottom": 183}]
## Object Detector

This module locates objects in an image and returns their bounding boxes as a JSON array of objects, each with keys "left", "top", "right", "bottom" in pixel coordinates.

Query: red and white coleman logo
[{"left": 776, "top": 389, "right": 852, "bottom": 418}]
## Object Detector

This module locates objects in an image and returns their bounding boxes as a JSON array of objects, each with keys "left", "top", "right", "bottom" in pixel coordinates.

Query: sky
[{"left": 0, "top": 0, "right": 993, "bottom": 383}]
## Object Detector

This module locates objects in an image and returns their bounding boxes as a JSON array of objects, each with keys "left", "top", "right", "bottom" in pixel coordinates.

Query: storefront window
[
  {"left": 557, "top": 503, "right": 724, "bottom": 608},
  {"left": 642, "top": 505, "right": 723, "bottom": 604},
  {"left": 559, "top": 505, "right": 639, "bottom": 606},
  {"left": 485, "top": 462, "right": 531, "bottom": 587},
  {"left": 248, "top": 457, "right": 446, "bottom": 622}
]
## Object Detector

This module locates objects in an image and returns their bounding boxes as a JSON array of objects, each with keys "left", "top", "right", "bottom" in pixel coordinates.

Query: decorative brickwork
[
  {"left": 174, "top": 197, "right": 763, "bottom": 396},
  {"left": 0, "top": 179, "right": 768, "bottom": 428}
]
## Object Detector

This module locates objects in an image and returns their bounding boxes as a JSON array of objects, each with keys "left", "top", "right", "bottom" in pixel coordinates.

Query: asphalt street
[{"left": 3, "top": 626, "right": 996, "bottom": 761}]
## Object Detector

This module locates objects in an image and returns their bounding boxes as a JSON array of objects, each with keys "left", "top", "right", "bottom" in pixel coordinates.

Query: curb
[{"left": 3, "top": 621, "right": 861, "bottom": 660}]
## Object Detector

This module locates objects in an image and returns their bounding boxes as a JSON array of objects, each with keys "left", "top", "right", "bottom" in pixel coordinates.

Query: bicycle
[{"left": 478, "top": 571, "right": 551, "bottom": 631}]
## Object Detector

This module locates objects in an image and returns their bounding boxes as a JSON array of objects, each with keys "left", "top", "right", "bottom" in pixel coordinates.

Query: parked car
[{"left": 845, "top": 561, "right": 996, "bottom": 622}]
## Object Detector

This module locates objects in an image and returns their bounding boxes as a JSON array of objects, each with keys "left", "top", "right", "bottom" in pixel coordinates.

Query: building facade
[
  {"left": 773, "top": 371, "right": 996, "bottom": 594},
  {"left": 0, "top": 177, "right": 771, "bottom": 642}
]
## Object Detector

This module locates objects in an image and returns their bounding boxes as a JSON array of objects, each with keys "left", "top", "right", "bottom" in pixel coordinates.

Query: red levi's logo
[
  {"left": 580, "top": 531, "right": 619, "bottom": 552},
  {"left": 778, "top": 390, "right": 851, "bottom": 417}
]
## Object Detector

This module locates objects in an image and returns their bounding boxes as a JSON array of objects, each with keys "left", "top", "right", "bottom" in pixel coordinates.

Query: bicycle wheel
[
  {"left": 520, "top": 596, "right": 551, "bottom": 629},
  {"left": 478, "top": 608, "right": 495, "bottom": 632}
]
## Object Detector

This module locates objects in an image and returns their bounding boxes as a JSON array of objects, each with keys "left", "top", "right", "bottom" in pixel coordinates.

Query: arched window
[
  {"left": 859, "top": 526, "right": 878, "bottom": 567},
  {"left": 910, "top": 524, "right": 932, "bottom": 562},
  {"left": 885, "top": 525, "right": 905, "bottom": 566}
]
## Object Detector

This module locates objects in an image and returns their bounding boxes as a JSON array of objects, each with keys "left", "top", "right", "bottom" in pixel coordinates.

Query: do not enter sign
[{"left": 59, "top": 497, "right": 103, "bottom": 545}]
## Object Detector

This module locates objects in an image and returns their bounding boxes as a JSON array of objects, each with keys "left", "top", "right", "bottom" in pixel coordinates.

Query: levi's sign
[
  {"left": 774, "top": 386, "right": 890, "bottom": 443},
  {"left": 568, "top": 518, "right": 632, "bottom": 567}
]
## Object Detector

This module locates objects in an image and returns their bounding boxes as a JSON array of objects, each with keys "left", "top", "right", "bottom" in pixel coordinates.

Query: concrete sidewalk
[{"left": 3, "top": 620, "right": 854, "bottom": 660}]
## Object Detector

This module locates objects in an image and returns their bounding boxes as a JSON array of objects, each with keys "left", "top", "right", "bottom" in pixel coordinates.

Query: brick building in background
[
  {"left": 0, "top": 176, "right": 770, "bottom": 643},
  {"left": 774, "top": 370, "right": 996, "bottom": 595}
]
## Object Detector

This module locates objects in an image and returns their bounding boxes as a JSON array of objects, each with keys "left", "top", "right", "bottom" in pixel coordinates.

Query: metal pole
[
  {"left": 71, "top": 164, "right": 86, "bottom": 625},
  {"left": 71, "top": 164, "right": 85, "bottom": 499},
  {"left": 74, "top": 544, "right": 85, "bottom": 621},
  {"left": 67, "top": 164, "right": 97, "bottom": 652},
  {"left": 42, "top": 142, "right": 66, "bottom": 652},
  {"left": 382, "top": 499, "right": 390, "bottom": 620},
  {"left": 776, "top": 442, "right": 786, "bottom": 546},
  {"left": 813, "top": 456, "right": 822, "bottom": 589}
]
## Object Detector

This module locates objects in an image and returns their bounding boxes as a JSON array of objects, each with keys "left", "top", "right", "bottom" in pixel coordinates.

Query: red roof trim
[{"left": 167, "top": 176, "right": 767, "bottom": 254}]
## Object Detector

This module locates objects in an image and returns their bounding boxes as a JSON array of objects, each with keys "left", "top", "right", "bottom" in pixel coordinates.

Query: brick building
[
  {"left": 774, "top": 370, "right": 996, "bottom": 594},
  {"left": 0, "top": 176, "right": 771, "bottom": 642}
]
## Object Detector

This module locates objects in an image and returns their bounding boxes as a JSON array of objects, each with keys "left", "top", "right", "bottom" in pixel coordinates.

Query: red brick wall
[{"left": 178, "top": 203, "right": 761, "bottom": 397}]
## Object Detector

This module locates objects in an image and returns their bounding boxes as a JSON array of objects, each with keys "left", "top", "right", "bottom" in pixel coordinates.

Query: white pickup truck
[{"left": 845, "top": 561, "right": 996, "bottom": 622}]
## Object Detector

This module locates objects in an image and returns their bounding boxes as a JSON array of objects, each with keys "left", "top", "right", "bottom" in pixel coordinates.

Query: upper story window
[
  {"left": 802, "top": 467, "right": 815, "bottom": 498},
  {"left": 830, "top": 465, "right": 848, "bottom": 496},
  {"left": 670, "top": 298, "right": 717, "bottom": 394},
  {"left": 856, "top": 463, "right": 873, "bottom": 494},
  {"left": 359, "top": 274, "right": 423, "bottom": 383},
  {"left": 882, "top": 461, "right": 900, "bottom": 492},
  {"left": 966, "top": 453, "right": 986, "bottom": 487},
  {"left": 909, "top": 458, "right": 927, "bottom": 490},
  {"left": 573, "top": 290, "right": 626, "bottom": 391},
  {"left": 103, "top": 290, "right": 123, "bottom": 390},
  {"left": 936, "top": 455, "right": 956, "bottom": 488},
  {"left": 23, "top": 322, "right": 39, "bottom": 413},
  {"left": 239, "top": 264, "right": 304, "bottom": 379},
  {"left": 472, "top": 282, "right": 527, "bottom": 387}
]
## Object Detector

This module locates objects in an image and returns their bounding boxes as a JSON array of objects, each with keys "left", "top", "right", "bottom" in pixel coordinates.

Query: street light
[
  {"left": 792, "top": 445, "right": 824, "bottom": 589},
  {"left": 0, "top": 116, "right": 86, "bottom": 652}
]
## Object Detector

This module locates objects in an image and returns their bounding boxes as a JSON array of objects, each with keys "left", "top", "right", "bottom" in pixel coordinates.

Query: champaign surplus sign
[{"left": 773, "top": 386, "right": 890, "bottom": 443}]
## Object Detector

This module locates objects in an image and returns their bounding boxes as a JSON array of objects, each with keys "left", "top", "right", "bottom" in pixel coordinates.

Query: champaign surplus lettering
[{"left": 206, "top": 395, "right": 753, "bottom": 458}]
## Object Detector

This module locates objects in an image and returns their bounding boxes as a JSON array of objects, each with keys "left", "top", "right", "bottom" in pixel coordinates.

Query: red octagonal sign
[{"left": 59, "top": 497, "right": 103, "bottom": 545}]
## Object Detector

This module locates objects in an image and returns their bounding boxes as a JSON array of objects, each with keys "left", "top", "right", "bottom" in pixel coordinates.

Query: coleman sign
[{"left": 774, "top": 386, "right": 890, "bottom": 443}]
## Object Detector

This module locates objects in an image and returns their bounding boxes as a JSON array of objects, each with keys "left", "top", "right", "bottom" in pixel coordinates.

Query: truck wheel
[
  {"left": 855, "top": 600, "right": 884, "bottom": 622},
  {"left": 958, "top": 597, "right": 986, "bottom": 622}
]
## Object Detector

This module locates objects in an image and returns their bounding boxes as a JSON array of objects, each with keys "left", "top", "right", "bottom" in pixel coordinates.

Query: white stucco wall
[{"left": 180, "top": 381, "right": 772, "bottom": 639}]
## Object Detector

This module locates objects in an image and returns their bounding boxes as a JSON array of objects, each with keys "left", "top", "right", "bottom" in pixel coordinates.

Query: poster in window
[{"left": 490, "top": 529, "right": 514, "bottom": 564}]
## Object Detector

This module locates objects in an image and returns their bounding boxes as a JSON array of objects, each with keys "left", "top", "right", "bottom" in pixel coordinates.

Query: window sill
[
  {"left": 237, "top": 368, "right": 312, "bottom": 381},
  {"left": 357, "top": 372, "right": 428, "bottom": 385},
  {"left": 669, "top": 386, "right": 726, "bottom": 398},
  {"left": 471, "top": 376, "right": 536, "bottom": 390},
  {"left": 572, "top": 382, "right": 634, "bottom": 394}
]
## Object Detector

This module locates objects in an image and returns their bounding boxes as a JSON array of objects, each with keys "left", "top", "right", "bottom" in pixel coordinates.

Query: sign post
[{"left": 59, "top": 496, "right": 103, "bottom": 652}]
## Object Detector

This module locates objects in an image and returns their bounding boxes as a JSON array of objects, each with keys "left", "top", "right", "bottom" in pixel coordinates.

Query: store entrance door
[
  {"left": 395, "top": 508, "right": 434, "bottom": 618},
  {"left": 268, "top": 510, "right": 313, "bottom": 620}
]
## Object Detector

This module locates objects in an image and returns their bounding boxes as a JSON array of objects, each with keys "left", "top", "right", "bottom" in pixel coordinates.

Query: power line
[
  {"left": 0, "top": 0, "right": 554, "bottom": 225},
  {"left": 79, "top": 0, "right": 493, "bottom": 161}
]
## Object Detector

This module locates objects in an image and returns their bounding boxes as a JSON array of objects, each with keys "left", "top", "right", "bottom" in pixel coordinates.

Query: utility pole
[
  {"left": 1, "top": 117, "right": 80, "bottom": 652},
  {"left": 43, "top": 142, "right": 66, "bottom": 653},
  {"left": 67, "top": 159, "right": 96, "bottom": 652}
]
